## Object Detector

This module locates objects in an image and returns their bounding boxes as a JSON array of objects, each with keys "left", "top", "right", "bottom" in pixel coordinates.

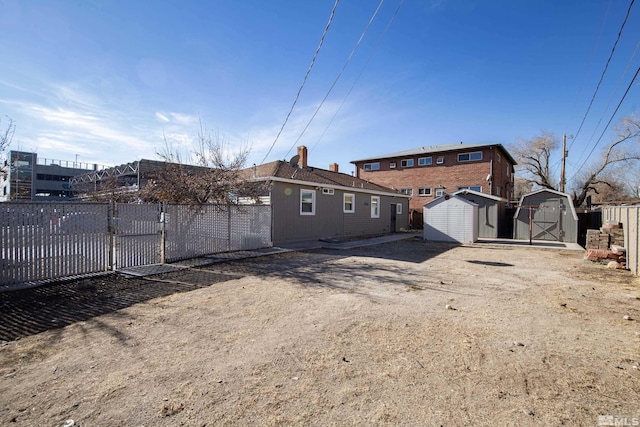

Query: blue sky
[{"left": 1, "top": 0, "right": 639, "bottom": 181}]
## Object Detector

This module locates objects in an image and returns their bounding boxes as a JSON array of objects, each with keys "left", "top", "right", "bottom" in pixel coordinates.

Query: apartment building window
[
  {"left": 436, "top": 156, "right": 444, "bottom": 164},
  {"left": 458, "top": 186, "right": 482, "bottom": 192},
  {"left": 458, "top": 152, "right": 483, "bottom": 162},
  {"left": 300, "top": 189, "right": 316, "bottom": 215},
  {"left": 401, "top": 159, "right": 414, "bottom": 167},
  {"left": 364, "top": 162, "right": 380, "bottom": 171},
  {"left": 400, "top": 188, "right": 413, "bottom": 196},
  {"left": 496, "top": 186, "right": 501, "bottom": 196},
  {"left": 497, "top": 153, "right": 502, "bottom": 163},
  {"left": 435, "top": 188, "right": 445, "bottom": 197},
  {"left": 418, "top": 157, "right": 432, "bottom": 166},
  {"left": 343, "top": 193, "right": 355, "bottom": 213},
  {"left": 371, "top": 196, "right": 380, "bottom": 218},
  {"left": 418, "top": 187, "right": 432, "bottom": 196},
  {"left": 389, "top": 162, "right": 396, "bottom": 169}
]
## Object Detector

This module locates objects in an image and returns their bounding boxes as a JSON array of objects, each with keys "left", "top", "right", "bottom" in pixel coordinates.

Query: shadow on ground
[
  {"left": 0, "top": 271, "right": 243, "bottom": 342},
  {"left": 0, "top": 239, "right": 458, "bottom": 342}
]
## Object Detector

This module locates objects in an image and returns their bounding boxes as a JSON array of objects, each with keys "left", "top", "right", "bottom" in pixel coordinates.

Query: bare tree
[
  {"left": 570, "top": 115, "right": 640, "bottom": 207},
  {"left": 513, "top": 177, "right": 533, "bottom": 201},
  {"left": 1, "top": 116, "right": 15, "bottom": 180},
  {"left": 138, "top": 122, "right": 260, "bottom": 205},
  {"left": 511, "top": 115, "right": 640, "bottom": 207},
  {"left": 511, "top": 131, "right": 559, "bottom": 190},
  {"left": 0, "top": 116, "right": 14, "bottom": 154}
]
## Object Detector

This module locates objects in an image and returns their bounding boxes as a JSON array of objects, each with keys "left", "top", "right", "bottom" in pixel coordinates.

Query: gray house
[
  {"left": 246, "top": 147, "right": 410, "bottom": 245},
  {"left": 453, "top": 189, "right": 509, "bottom": 238},
  {"left": 513, "top": 189, "right": 578, "bottom": 243}
]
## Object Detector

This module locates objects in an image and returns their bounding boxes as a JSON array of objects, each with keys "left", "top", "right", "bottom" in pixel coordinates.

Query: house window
[
  {"left": 322, "top": 188, "right": 334, "bottom": 195},
  {"left": 458, "top": 186, "right": 482, "bottom": 192},
  {"left": 343, "top": 193, "right": 355, "bottom": 213},
  {"left": 507, "top": 165, "right": 510, "bottom": 177},
  {"left": 371, "top": 196, "right": 380, "bottom": 218},
  {"left": 458, "top": 151, "right": 483, "bottom": 162},
  {"left": 497, "top": 153, "right": 502, "bottom": 163},
  {"left": 396, "top": 203, "right": 402, "bottom": 214},
  {"left": 400, "top": 188, "right": 413, "bottom": 196},
  {"left": 401, "top": 159, "right": 414, "bottom": 168},
  {"left": 364, "top": 162, "right": 380, "bottom": 171},
  {"left": 418, "top": 157, "right": 432, "bottom": 166},
  {"left": 418, "top": 187, "right": 432, "bottom": 196},
  {"left": 436, "top": 156, "right": 444, "bottom": 164},
  {"left": 496, "top": 186, "right": 501, "bottom": 196},
  {"left": 435, "top": 189, "right": 445, "bottom": 197},
  {"left": 300, "top": 189, "right": 316, "bottom": 215},
  {"left": 389, "top": 162, "right": 396, "bottom": 169}
]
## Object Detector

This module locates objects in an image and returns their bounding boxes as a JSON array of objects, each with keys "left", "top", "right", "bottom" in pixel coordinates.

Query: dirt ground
[{"left": 1, "top": 238, "right": 639, "bottom": 426}]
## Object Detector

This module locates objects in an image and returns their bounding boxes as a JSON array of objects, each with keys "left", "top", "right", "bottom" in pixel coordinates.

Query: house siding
[
  {"left": 354, "top": 146, "right": 515, "bottom": 212},
  {"left": 270, "top": 182, "right": 408, "bottom": 245}
]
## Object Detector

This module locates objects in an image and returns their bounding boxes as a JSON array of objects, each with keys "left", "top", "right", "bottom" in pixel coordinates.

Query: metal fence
[
  {"left": 602, "top": 205, "right": 640, "bottom": 276},
  {"left": 1, "top": 202, "right": 272, "bottom": 288}
]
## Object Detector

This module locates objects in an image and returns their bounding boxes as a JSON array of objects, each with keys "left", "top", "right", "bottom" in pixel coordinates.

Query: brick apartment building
[{"left": 351, "top": 142, "right": 517, "bottom": 213}]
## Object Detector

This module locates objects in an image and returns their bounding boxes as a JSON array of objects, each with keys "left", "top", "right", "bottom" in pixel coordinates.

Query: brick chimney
[
  {"left": 297, "top": 145, "right": 308, "bottom": 168},
  {"left": 329, "top": 163, "right": 339, "bottom": 172}
]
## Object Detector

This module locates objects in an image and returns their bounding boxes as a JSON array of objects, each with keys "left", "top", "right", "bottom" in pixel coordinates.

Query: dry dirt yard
[{"left": 1, "top": 238, "right": 639, "bottom": 426}]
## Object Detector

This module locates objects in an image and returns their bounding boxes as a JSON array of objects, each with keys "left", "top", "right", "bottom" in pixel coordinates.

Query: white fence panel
[
  {"left": 114, "top": 203, "right": 163, "bottom": 269},
  {"left": 1, "top": 202, "right": 272, "bottom": 289},
  {"left": 602, "top": 206, "right": 639, "bottom": 276},
  {"left": 1, "top": 203, "right": 110, "bottom": 288}
]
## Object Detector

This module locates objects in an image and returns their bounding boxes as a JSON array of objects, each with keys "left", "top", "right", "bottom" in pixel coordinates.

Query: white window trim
[
  {"left": 418, "top": 157, "right": 432, "bottom": 166},
  {"left": 400, "top": 188, "right": 413, "bottom": 196},
  {"left": 436, "top": 156, "right": 445, "bottom": 164},
  {"left": 322, "top": 188, "right": 334, "bottom": 195},
  {"left": 396, "top": 203, "right": 402, "bottom": 214},
  {"left": 435, "top": 189, "right": 445, "bottom": 197},
  {"left": 389, "top": 162, "right": 396, "bottom": 169},
  {"left": 371, "top": 196, "right": 380, "bottom": 218},
  {"left": 364, "top": 162, "right": 380, "bottom": 171},
  {"left": 418, "top": 187, "right": 432, "bottom": 196},
  {"left": 401, "top": 159, "right": 414, "bottom": 168},
  {"left": 458, "top": 151, "right": 483, "bottom": 162},
  {"left": 300, "top": 189, "right": 316, "bottom": 215},
  {"left": 343, "top": 193, "right": 355, "bottom": 213}
]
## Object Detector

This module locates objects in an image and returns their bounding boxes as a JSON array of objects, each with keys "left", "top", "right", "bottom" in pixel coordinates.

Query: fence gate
[{"left": 113, "top": 203, "right": 163, "bottom": 269}]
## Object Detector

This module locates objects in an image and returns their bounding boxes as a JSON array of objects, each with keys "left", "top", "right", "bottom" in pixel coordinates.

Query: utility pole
[{"left": 560, "top": 134, "right": 572, "bottom": 193}]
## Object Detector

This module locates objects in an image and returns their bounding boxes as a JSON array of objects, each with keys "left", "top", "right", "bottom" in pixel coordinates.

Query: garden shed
[
  {"left": 423, "top": 194, "right": 478, "bottom": 243},
  {"left": 453, "top": 189, "right": 509, "bottom": 238},
  {"left": 513, "top": 189, "right": 578, "bottom": 243}
]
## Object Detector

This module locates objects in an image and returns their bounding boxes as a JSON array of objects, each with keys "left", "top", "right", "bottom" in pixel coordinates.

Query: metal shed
[
  {"left": 513, "top": 189, "right": 578, "bottom": 243},
  {"left": 453, "top": 189, "right": 509, "bottom": 238},
  {"left": 423, "top": 194, "right": 478, "bottom": 243}
]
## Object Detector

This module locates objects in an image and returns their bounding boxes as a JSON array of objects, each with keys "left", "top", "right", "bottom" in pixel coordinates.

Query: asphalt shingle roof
[{"left": 243, "top": 161, "right": 402, "bottom": 194}]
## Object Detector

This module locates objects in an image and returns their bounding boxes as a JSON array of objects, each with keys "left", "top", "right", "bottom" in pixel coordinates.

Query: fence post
[
  {"left": 227, "top": 204, "right": 232, "bottom": 252},
  {"left": 110, "top": 201, "right": 117, "bottom": 271},
  {"left": 160, "top": 202, "right": 166, "bottom": 264}
]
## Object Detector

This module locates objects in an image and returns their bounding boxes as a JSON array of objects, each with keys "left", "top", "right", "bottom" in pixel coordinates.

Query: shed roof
[
  {"left": 516, "top": 188, "right": 578, "bottom": 220},
  {"left": 424, "top": 193, "right": 478, "bottom": 209},
  {"left": 350, "top": 142, "right": 517, "bottom": 165},
  {"left": 453, "top": 188, "right": 507, "bottom": 202}
]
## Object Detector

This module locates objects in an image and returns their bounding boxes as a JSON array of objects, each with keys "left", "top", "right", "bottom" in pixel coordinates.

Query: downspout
[{"left": 489, "top": 148, "right": 494, "bottom": 195}]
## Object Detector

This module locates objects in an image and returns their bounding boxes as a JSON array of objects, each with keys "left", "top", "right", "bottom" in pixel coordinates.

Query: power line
[
  {"left": 259, "top": 0, "right": 340, "bottom": 165},
  {"left": 569, "top": 39, "right": 640, "bottom": 171},
  {"left": 309, "top": 0, "right": 404, "bottom": 157},
  {"left": 283, "top": 0, "right": 386, "bottom": 160},
  {"left": 568, "top": 66, "right": 639, "bottom": 182},
  {"left": 568, "top": 0, "right": 635, "bottom": 152}
]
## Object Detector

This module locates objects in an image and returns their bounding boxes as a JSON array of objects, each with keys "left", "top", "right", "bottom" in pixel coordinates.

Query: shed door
[{"left": 532, "top": 199, "right": 564, "bottom": 241}]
